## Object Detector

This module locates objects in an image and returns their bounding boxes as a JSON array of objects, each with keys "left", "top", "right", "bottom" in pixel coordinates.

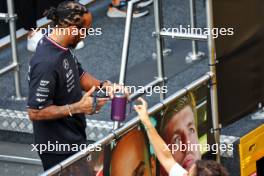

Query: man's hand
[
  {"left": 27, "top": 86, "right": 109, "bottom": 121},
  {"left": 75, "top": 86, "right": 109, "bottom": 114},
  {"left": 134, "top": 97, "right": 151, "bottom": 126}
]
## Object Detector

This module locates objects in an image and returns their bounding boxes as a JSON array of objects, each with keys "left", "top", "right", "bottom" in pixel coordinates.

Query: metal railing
[
  {"left": 41, "top": 72, "right": 213, "bottom": 176},
  {"left": 206, "top": 0, "right": 221, "bottom": 162},
  {"left": 41, "top": 0, "right": 221, "bottom": 174},
  {"left": 0, "top": 0, "right": 23, "bottom": 100},
  {"left": 155, "top": 0, "right": 220, "bottom": 161},
  {"left": 113, "top": 0, "right": 166, "bottom": 130},
  {"left": 185, "top": 0, "right": 205, "bottom": 63}
]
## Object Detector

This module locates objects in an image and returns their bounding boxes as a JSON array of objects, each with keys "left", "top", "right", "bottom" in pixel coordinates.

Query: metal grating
[{"left": 0, "top": 108, "right": 114, "bottom": 141}]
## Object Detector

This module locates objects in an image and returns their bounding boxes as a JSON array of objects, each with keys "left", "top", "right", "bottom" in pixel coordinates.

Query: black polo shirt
[{"left": 28, "top": 36, "right": 87, "bottom": 154}]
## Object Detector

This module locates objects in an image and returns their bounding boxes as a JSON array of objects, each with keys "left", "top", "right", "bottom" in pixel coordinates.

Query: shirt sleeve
[
  {"left": 27, "top": 62, "right": 56, "bottom": 109},
  {"left": 169, "top": 163, "right": 188, "bottom": 176},
  {"left": 77, "top": 61, "right": 86, "bottom": 79}
]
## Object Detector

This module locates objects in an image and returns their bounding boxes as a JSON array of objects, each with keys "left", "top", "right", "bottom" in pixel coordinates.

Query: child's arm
[{"left": 134, "top": 98, "right": 188, "bottom": 176}]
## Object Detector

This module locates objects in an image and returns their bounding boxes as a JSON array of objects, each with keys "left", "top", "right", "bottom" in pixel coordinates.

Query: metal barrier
[
  {"left": 41, "top": 0, "right": 221, "bottom": 174},
  {"left": 153, "top": 0, "right": 221, "bottom": 161},
  {"left": 0, "top": 0, "right": 23, "bottom": 100},
  {"left": 41, "top": 72, "right": 213, "bottom": 176}
]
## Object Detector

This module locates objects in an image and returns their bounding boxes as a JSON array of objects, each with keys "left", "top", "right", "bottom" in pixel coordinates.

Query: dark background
[{"left": 213, "top": 0, "right": 264, "bottom": 126}]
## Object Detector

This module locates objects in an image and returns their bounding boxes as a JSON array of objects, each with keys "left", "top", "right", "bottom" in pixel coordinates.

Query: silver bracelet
[{"left": 66, "top": 104, "right": 73, "bottom": 117}]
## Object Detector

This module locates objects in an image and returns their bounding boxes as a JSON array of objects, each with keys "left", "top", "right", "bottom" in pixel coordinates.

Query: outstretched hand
[{"left": 134, "top": 97, "right": 151, "bottom": 125}]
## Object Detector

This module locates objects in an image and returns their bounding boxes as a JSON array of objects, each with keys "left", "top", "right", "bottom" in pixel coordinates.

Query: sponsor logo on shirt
[
  {"left": 28, "top": 65, "right": 31, "bottom": 82},
  {"left": 67, "top": 85, "right": 75, "bottom": 93},
  {"left": 67, "top": 79, "right": 75, "bottom": 88},
  {"left": 65, "top": 68, "right": 76, "bottom": 93},
  {"left": 63, "top": 59, "right": 70, "bottom": 70},
  {"left": 66, "top": 69, "right": 73, "bottom": 79},
  {"left": 66, "top": 74, "right": 74, "bottom": 83},
  {"left": 36, "top": 98, "right": 46, "bottom": 102},
  {"left": 36, "top": 93, "right": 48, "bottom": 97},
  {"left": 40, "top": 80, "right": 50, "bottom": 87},
  {"left": 37, "top": 87, "right": 50, "bottom": 93}
]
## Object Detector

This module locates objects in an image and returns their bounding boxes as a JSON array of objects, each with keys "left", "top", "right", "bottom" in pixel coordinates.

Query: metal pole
[
  {"left": 0, "top": 63, "right": 17, "bottom": 75},
  {"left": 186, "top": 0, "right": 205, "bottom": 63},
  {"left": 118, "top": 0, "right": 141, "bottom": 85},
  {"left": 190, "top": 0, "right": 198, "bottom": 54},
  {"left": 115, "top": 0, "right": 140, "bottom": 130},
  {"left": 118, "top": 2, "right": 133, "bottom": 85},
  {"left": 153, "top": 0, "right": 166, "bottom": 100},
  {"left": 206, "top": 0, "right": 221, "bottom": 162},
  {"left": 7, "top": 0, "right": 22, "bottom": 100},
  {"left": 159, "top": 31, "right": 208, "bottom": 41}
]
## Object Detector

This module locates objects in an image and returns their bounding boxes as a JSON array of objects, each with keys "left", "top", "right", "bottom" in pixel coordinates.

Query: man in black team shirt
[{"left": 27, "top": 1, "right": 117, "bottom": 171}]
